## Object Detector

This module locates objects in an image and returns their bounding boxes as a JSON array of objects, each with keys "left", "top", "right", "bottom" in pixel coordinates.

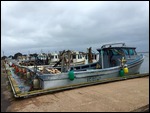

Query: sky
[{"left": 1, "top": 1, "right": 149, "bottom": 56}]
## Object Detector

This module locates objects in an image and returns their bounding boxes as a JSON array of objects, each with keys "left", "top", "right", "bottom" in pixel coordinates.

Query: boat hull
[{"left": 39, "top": 56, "right": 144, "bottom": 89}]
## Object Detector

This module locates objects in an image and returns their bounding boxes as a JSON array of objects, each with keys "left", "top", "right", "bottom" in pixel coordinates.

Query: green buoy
[
  {"left": 68, "top": 70, "right": 74, "bottom": 80},
  {"left": 119, "top": 69, "right": 124, "bottom": 77}
]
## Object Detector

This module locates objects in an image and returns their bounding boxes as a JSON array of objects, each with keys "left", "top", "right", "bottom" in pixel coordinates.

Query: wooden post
[
  {"left": 68, "top": 51, "right": 71, "bottom": 70},
  {"left": 66, "top": 50, "right": 71, "bottom": 71},
  {"left": 61, "top": 53, "right": 65, "bottom": 72},
  {"left": 88, "top": 47, "right": 93, "bottom": 63}
]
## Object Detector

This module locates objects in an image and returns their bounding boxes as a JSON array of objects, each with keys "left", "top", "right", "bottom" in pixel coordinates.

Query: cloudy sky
[{"left": 1, "top": 1, "right": 149, "bottom": 56}]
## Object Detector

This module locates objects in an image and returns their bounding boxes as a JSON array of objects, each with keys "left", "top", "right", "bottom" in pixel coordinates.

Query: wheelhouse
[{"left": 97, "top": 43, "right": 138, "bottom": 68}]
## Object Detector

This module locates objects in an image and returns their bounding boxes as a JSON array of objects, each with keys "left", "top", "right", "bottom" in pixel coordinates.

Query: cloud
[{"left": 1, "top": 1, "right": 149, "bottom": 56}]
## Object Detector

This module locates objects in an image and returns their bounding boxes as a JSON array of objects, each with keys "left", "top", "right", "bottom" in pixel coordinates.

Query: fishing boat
[
  {"left": 9, "top": 43, "right": 142, "bottom": 90},
  {"left": 7, "top": 43, "right": 144, "bottom": 94}
]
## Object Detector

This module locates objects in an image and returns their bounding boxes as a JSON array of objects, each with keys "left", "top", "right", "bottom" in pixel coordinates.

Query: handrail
[{"left": 101, "top": 43, "right": 126, "bottom": 49}]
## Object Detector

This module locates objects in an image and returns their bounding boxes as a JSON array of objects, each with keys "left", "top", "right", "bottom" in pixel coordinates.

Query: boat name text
[{"left": 87, "top": 76, "right": 101, "bottom": 82}]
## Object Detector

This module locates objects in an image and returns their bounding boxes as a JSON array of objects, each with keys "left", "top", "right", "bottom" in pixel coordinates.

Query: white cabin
[
  {"left": 72, "top": 51, "right": 85, "bottom": 65},
  {"left": 50, "top": 53, "right": 59, "bottom": 63},
  {"left": 38, "top": 54, "right": 47, "bottom": 60}
]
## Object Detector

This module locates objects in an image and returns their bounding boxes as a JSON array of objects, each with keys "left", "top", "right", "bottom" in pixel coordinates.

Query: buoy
[
  {"left": 22, "top": 68, "right": 26, "bottom": 73},
  {"left": 16, "top": 67, "right": 19, "bottom": 73},
  {"left": 119, "top": 69, "right": 124, "bottom": 77},
  {"left": 68, "top": 70, "right": 75, "bottom": 80},
  {"left": 18, "top": 67, "right": 21, "bottom": 72},
  {"left": 26, "top": 72, "right": 30, "bottom": 78},
  {"left": 33, "top": 79, "right": 40, "bottom": 89},
  {"left": 20, "top": 68, "right": 23, "bottom": 74},
  {"left": 123, "top": 67, "right": 128, "bottom": 74},
  {"left": 9, "top": 62, "right": 12, "bottom": 67},
  {"left": 12, "top": 63, "right": 15, "bottom": 67}
]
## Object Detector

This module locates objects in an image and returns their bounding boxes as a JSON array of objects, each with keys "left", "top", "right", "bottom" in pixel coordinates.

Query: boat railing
[{"left": 101, "top": 43, "right": 126, "bottom": 49}]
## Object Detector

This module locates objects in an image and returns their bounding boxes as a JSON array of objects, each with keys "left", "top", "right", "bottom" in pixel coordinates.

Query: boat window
[
  {"left": 103, "top": 51, "right": 108, "bottom": 55},
  {"left": 92, "top": 54, "right": 95, "bottom": 59},
  {"left": 133, "top": 49, "right": 137, "bottom": 55},
  {"left": 111, "top": 49, "right": 119, "bottom": 55},
  {"left": 85, "top": 55, "right": 88, "bottom": 59},
  {"left": 106, "top": 50, "right": 112, "bottom": 56},
  {"left": 78, "top": 54, "right": 82, "bottom": 59},
  {"left": 111, "top": 49, "right": 124, "bottom": 55},
  {"left": 82, "top": 65, "right": 90, "bottom": 69},
  {"left": 73, "top": 55, "right": 76, "bottom": 59},
  {"left": 51, "top": 56, "right": 54, "bottom": 59},
  {"left": 55, "top": 55, "right": 57, "bottom": 59},
  {"left": 80, "top": 54, "right": 82, "bottom": 59},
  {"left": 94, "top": 54, "right": 96, "bottom": 60},
  {"left": 129, "top": 49, "right": 134, "bottom": 55},
  {"left": 122, "top": 49, "right": 129, "bottom": 55},
  {"left": 75, "top": 66, "right": 81, "bottom": 70}
]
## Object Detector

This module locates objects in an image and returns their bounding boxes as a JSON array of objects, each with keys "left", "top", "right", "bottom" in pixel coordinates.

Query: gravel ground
[{"left": 6, "top": 77, "right": 149, "bottom": 112}]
